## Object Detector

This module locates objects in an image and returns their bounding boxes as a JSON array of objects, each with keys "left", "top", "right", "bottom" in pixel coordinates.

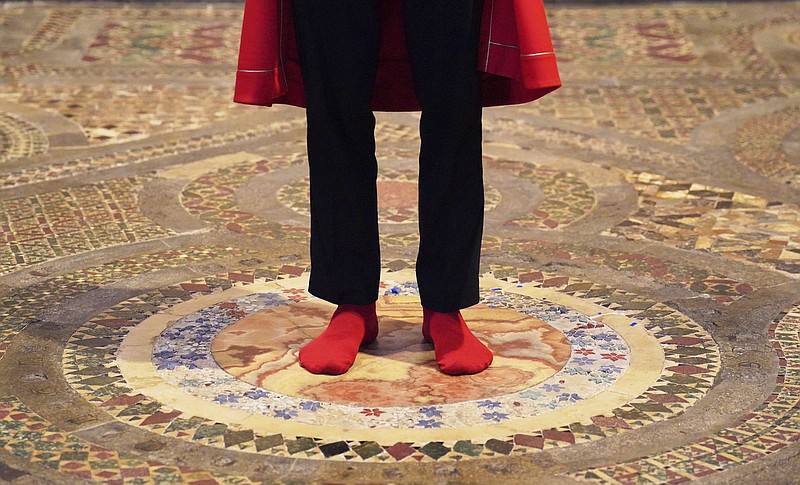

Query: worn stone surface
[{"left": 1, "top": 1, "right": 799, "bottom": 484}]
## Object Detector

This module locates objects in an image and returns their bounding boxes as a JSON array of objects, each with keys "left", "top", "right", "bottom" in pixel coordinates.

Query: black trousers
[{"left": 292, "top": 0, "right": 485, "bottom": 313}]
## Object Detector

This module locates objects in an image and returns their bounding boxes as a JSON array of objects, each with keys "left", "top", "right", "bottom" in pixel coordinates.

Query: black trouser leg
[
  {"left": 291, "top": 0, "right": 381, "bottom": 305},
  {"left": 404, "top": 0, "right": 486, "bottom": 312}
]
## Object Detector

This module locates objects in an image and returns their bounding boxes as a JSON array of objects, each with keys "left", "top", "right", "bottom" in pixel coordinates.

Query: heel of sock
[
  {"left": 361, "top": 313, "right": 379, "bottom": 346},
  {"left": 422, "top": 318, "right": 432, "bottom": 344},
  {"left": 338, "top": 302, "right": 378, "bottom": 347}
]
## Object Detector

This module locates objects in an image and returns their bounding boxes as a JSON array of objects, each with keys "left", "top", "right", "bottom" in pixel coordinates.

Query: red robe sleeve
[{"left": 233, "top": 0, "right": 286, "bottom": 106}]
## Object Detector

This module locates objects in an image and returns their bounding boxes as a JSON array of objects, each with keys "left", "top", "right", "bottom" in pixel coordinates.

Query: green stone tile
[{"left": 419, "top": 442, "right": 450, "bottom": 460}]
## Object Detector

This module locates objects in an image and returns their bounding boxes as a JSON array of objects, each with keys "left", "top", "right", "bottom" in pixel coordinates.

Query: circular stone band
[
  {"left": 118, "top": 270, "right": 659, "bottom": 442},
  {"left": 66, "top": 265, "right": 719, "bottom": 462}
]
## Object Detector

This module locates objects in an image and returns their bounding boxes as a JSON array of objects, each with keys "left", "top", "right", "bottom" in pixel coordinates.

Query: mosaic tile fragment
[{"left": 0, "top": 176, "right": 174, "bottom": 274}]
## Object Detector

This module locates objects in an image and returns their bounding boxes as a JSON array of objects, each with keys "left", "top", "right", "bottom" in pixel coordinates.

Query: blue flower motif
[
  {"left": 419, "top": 406, "right": 442, "bottom": 418},
  {"left": 599, "top": 364, "right": 624, "bottom": 374},
  {"left": 482, "top": 412, "right": 509, "bottom": 422},
  {"left": 593, "top": 333, "right": 619, "bottom": 342},
  {"left": 557, "top": 392, "right": 582, "bottom": 403},
  {"left": 477, "top": 400, "right": 502, "bottom": 409},
  {"left": 274, "top": 408, "right": 298, "bottom": 420},
  {"left": 417, "top": 419, "right": 443, "bottom": 428},
  {"left": 570, "top": 337, "right": 595, "bottom": 347},
  {"left": 153, "top": 350, "right": 177, "bottom": 359},
  {"left": 564, "top": 367, "right": 591, "bottom": 376},
  {"left": 244, "top": 389, "right": 271, "bottom": 400},
  {"left": 156, "top": 360, "right": 181, "bottom": 370},
  {"left": 519, "top": 389, "right": 545, "bottom": 400},
  {"left": 565, "top": 329, "right": 589, "bottom": 338},
  {"left": 300, "top": 401, "right": 322, "bottom": 412},
  {"left": 182, "top": 351, "right": 205, "bottom": 361},
  {"left": 588, "top": 373, "right": 615, "bottom": 385},
  {"left": 543, "top": 383, "right": 563, "bottom": 393},
  {"left": 573, "top": 356, "right": 596, "bottom": 366},
  {"left": 214, "top": 393, "right": 240, "bottom": 404},
  {"left": 258, "top": 293, "right": 287, "bottom": 305}
]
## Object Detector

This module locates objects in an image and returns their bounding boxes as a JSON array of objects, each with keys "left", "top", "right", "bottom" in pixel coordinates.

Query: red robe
[{"left": 233, "top": 0, "right": 561, "bottom": 111}]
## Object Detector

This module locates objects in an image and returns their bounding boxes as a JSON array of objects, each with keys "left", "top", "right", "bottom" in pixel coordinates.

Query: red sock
[
  {"left": 422, "top": 307, "right": 493, "bottom": 375},
  {"left": 299, "top": 302, "right": 378, "bottom": 375}
]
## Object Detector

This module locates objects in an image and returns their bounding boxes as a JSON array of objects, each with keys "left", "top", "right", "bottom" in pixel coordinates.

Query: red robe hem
[{"left": 233, "top": 0, "right": 562, "bottom": 111}]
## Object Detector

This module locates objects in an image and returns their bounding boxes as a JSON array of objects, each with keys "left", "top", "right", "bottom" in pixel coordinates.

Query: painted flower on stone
[
  {"left": 213, "top": 393, "right": 240, "bottom": 404},
  {"left": 281, "top": 288, "right": 307, "bottom": 303},
  {"left": 243, "top": 389, "right": 270, "bottom": 400},
  {"left": 519, "top": 389, "right": 545, "bottom": 400},
  {"left": 588, "top": 372, "right": 616, "bottom": 385},
  {"left": 482, "top": 411, "right": 509, "bottom": 422},
  {"left": 419, "top": 406, "right": 442, "bottom": 418},
  {"left": 557, "top": 392, "right": 582, "bottom": 403},
  {"left": 601, "top": 352, "right": 626, "bottom": 362},
  {"left": 156, "top": 359, "right": 181, "bottom": 370},
  {"left": 593, "top": 333, "right": 619, "bottom": 342},
  {"left": 477, "top": 400, "right": 502, "bottom": 409},
  {"left": 564, "top": 366, "right": 591, "bottom": 376},
  {"left": 153, "top": 350, "right": 177, "bottom": 360},
  {"left": 258, "top": 292, "right": 288, "bottom": 306},
  {"left": 360, "top": 408, "right": 385, "bottom": 417},
  {"left": 565, "top": 329, "right": 588, "bottom": 338},
  {"left": 181, "top": 351, "right": 205, "bottom": 361},
  {"left": 599, "top": 364, "right": 624, "bottom": 374},
  {"left": 573, "top": 356, "right": 596, "bottom": 366},
  {"left": 571, "top": 336, "right": 595, "bottom": 347},
  {"left": 543, "top": 383, "right": 563, "bottom": 393},
  {"left": 274, "top": 408, "right": 298, "bottom": 420},
  {"left": 574, "top": 347, "right": 595, "bottom": 356},
  {"left": 300, "top": 401, "right": 322, "bottom": 412},
  {"left": 416, "top": 419, "right": 443, "bottom": 428}
]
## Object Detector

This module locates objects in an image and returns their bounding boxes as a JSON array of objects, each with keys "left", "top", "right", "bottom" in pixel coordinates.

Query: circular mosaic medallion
[
  {"left": 65, "top": 265, "right": 720, "bottom": 461},
  {"left": 276, "top": 168, "right": 503, "bottom": 224}
]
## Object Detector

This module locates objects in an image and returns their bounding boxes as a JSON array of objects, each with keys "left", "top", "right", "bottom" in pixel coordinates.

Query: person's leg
[
  {"left": 291, "top": 0, "right": 381, "bottom": 374},
  {"left": 404, "top": 0, "right": 493, "bottom": 375}
]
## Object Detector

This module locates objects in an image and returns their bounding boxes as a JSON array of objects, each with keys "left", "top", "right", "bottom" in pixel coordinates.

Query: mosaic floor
[{"left": 0, "top": 2, "right": 799, "bottom": 484}]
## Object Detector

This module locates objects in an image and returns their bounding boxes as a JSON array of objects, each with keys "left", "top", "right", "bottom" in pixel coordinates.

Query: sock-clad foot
[
  {"left": 299, "top": 302, "right": 378, "bottom": 375},
  {"left": 422, "top": 307, "right": 493, "bottom": 375}
]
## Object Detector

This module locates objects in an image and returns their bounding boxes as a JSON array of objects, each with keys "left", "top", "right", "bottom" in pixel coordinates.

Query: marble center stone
[{"left": 211, "top": 296, "right": 572, "bottom": 407}]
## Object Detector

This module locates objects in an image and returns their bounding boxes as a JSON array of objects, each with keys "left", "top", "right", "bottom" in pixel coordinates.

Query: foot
[
  {"left": 299, "top": 302, "right": 379, "bottom": 375},
  {"left": 422, "top": 307, "right": 493, "bottom": 375}
]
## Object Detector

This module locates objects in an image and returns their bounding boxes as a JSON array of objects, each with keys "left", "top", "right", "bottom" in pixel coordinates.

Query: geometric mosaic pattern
[
  {"left": 519, "top": 85, "right": 788, "bottom": 143},
  {"left": 0, "top": 245, "right": 252, "bottom": 362},
  {"left": 490, "top": 240, "right": 757, "bottom": 305},
  {"left": 14, "top": 83, "right": 248, "bottom": 144},
  {"left": 0, "top": 396, "right": 260, "bottom": 484},
  {"left": 603, "top": 171, "right": 800, "bottom": 275},
  {"left": 572, "top": 300, "right": 800, "bottom": 483},
  {"left": 81, "top": 7, "right": 243, "bottom": 65},
  {"left": 734, "top": 105, "right": 800, "bottom": 187},
  {"left": 276, "top": 168, "right": 503, "bottom": 224},
  {"left": 0, "top": 112, "right": 48, "bottom": 163},
  {"left": 487, "top": 157, "right": 596, "bottom": 229},
  {"left": 0, "top": 176, "right": 174, "bottom": 274},
  {"left": 184, "top": 156, "right": 595, "bottom": 234}
]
